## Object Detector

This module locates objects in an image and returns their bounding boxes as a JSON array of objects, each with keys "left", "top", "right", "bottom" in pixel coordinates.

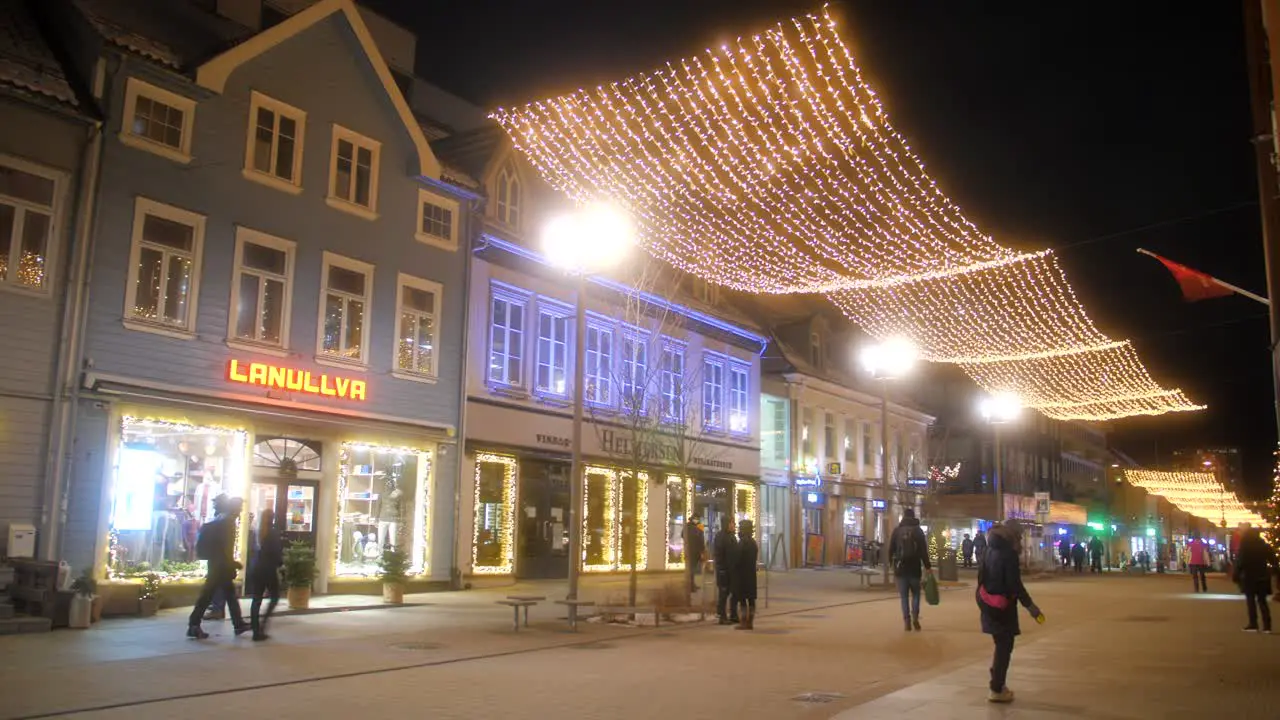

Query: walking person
[
  {"left": 1232, "top": 523, "right": 1277, "bottom": 633},
  {"left": 889, "top": 508, "right": 932, "bottom": 632},
  {"left": 1088, "top": 536, "right": 1104, "bottom": 574},
  {"left": 973, "top": 530, "right": 987, "bottom": 562},
  {"left": 962, "top": 533, "right": 975, "bottom": 569},
  {"left": 733, "top": 519, "right": 759, "bottom": 630},
  {"left": 1071, "top": 542, "right": 1085, "bottom": 574},
  {"left": 976, "top": 521, "right": 1043, "bottom": 704},
  {"left": 188, "top": 496, "right": 248, "bottom": 639},
  {"left": 712, "top": 517, "right": 739, "bottom": 625},
  {"left": 1188, "top": 533, "right": 1210, "bottom": 593},
  {"left": 249, "top": 507, "right": 284, "bottom": 641},
  {"left": 683, "top": 515, "right": 707, "bottom": 594},
  {"left": 1058, "top": 538, "right": 1070, "bottom": 569}
]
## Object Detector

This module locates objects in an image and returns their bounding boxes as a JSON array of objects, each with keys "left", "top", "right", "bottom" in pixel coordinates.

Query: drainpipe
[
  {"left": 450, "top": 198, "right": 482, "bottom": 590},
  {"left": 41, "top": 118, "right": 104, "bottom": 562}
]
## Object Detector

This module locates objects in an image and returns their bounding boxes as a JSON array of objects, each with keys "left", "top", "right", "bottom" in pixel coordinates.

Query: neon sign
[{"left": 227, "top": 359, "right": 367, "bottom": 401}]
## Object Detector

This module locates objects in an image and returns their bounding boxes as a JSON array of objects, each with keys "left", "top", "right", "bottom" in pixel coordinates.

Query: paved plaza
[{"left": 0, "top": 570, "right": 1275, "bottom": 719}]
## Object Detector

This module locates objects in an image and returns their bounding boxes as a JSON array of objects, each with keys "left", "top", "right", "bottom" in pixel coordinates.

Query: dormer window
[
  {"left": 810, "top": 331, "right": 823, "bottom": 369},
  {"left": 496, "top": 165, "right": 521, "bottom": 228}
]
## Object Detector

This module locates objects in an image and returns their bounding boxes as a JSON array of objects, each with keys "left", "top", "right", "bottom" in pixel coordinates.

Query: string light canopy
[
  {"left": 492, "top": 5, "right": 1203, "bottom": 422},
  {"left": 1123, "top": 470, "right": 1267, "bottom": 528}
]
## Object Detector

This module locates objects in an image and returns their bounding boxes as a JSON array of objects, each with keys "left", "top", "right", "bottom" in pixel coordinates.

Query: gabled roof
[
  {"left": 0, "top": 0, "right": 80, "bottom": 109},
  {"left": 73, "top": 0, "right": 255, "bottom": 70},
  {"left": 430, "top": 125, "right": 506, "bottom": 185}
]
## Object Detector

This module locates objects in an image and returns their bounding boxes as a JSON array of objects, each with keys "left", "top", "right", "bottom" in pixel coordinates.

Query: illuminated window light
[{"left": 473, "top": 453, "right": 518, "bottom": 575}]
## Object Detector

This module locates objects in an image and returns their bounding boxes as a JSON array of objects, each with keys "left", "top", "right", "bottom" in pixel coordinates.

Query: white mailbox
[{"left": 6, "top": 523, "right": 36, "bottom": 558}]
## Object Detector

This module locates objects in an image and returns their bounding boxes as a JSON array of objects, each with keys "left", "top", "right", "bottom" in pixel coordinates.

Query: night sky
[{"left": 365, "top": 1, "right": 1275, "bottom": 496}]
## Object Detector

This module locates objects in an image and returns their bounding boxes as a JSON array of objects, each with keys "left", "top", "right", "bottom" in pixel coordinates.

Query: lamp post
[
  {"left": 979, "top": 392, "right": 1022, "bottom": 525},
  {"left": 542, "top": 202, "right": 634, "bottom": 624},
  {"left": 859, "top": 337, "right": 918, "bottom": 586}
]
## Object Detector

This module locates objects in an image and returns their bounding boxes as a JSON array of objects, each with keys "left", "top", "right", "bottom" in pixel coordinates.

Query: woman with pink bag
[{"left": 976, "top": 520, "right": 1044, "bottom": 704}]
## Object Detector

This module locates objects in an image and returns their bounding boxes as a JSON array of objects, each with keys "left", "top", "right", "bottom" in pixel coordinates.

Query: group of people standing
[
  {"left": 1058, "top": 536, "right": 1105, "bottom": 573},
  {"left": 186, "top": 494, "right": 284, "bottom": 642},
  {"left": 684, "top": 516, "right": 759, "bottom": 629}
]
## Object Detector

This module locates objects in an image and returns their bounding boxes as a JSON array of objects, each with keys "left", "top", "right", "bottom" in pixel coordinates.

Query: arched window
[
  {"left": 495, "top": 165, "right": 521, "bottom": 228},
  {"left": 252, "top": 437, "right": 322, "bottom": 472}
]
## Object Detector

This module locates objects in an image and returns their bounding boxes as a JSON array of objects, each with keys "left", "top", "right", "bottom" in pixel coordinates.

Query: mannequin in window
[{"left": 377, "top": 460, "right": 405, "bottom": 551}]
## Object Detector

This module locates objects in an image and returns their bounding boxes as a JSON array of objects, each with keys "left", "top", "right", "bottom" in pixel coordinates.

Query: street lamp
[
  {"left": 542, "top": 201, "right": 634, "bottom": 624},
  {"left": 859, "top": 336, "right": 919, "bottom": 586},
  {"left": 978, "top": 391, "right": 1022, "bottom": 524}
]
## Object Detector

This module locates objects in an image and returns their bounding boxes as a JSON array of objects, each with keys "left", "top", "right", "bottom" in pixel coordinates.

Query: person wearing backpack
[
  {"left": 188, "top": 496, "right": 248, "bottom": 639},
  {"left": 889, "top": 507, "right": 932, "bottom": 632}
]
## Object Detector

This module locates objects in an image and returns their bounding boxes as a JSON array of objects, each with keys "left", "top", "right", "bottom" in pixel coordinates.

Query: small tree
[{"left": 1262, "top": 446, "right": 1280, "bottom": 558}]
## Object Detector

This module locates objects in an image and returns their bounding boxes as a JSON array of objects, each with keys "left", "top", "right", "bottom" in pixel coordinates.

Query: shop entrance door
[
  {"left": 517, "top": 459, "right": 571, "bottom": 579},
  {"left": 249, "top": 478, "right": 320, "bottom": 549}
]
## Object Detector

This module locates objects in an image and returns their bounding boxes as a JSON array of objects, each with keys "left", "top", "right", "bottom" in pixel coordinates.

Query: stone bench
[
  {"left": 554, "top": 599, "right": 596, "bottom": 631},
  {"left": 496, "top": 599, "right": 540, "bottom": 631},
  {"left": 851, "top": 567, "right": 879, "bottom": 588}
]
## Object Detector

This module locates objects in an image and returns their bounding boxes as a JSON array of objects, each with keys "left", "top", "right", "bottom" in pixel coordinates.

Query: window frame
[
  {"left": 488, "top": 282, "right": 531, "bottom": 391},
  {"left": 0, "top": 154, "right": 64, "bottom": 297},
  {"left": 242, "top": 91, "right": 306, "bottom": 195},
  {"left": 584, "top": 316, "right": 615, "bottom": 410},
  {"left": 416, "top": 188, "right": 460, "bottom": 251},
  {"left": 315, "top": 251, "right": 374, "bottom": 367},
  {"left": 326, "top": 124, "right": 381, "bottom": 220},
  {"left": 394, "top": 272, "right": 444, "bottom": 382},
  {"left": 226, "top": 226, "right": 295, "bottom": 355},
  {"left": 495, "top": 164, "right": 521, "bottom": 229},
  {"left": 701, "top": 352, "right": 726, "bottom": 433},
  {"left": 619, "top": 327, "right": 650, "bottom": 416},
  {"left": 659, "top": 338, "right": 687, "bottom": 425},
  {"left": 534, "top": 298, "right": 573, "bottom": 399},
  {"left": 119, "top": 77, "right": 196, "bottom": 164},
  {"left": 123, "top": 197, "right": 206, "bottom": 339},
  {"left": 727, "top": 360, "right": 750, "bottom": 436}
]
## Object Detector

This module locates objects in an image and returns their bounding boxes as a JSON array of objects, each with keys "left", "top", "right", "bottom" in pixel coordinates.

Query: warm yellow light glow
[
  {"left": 542, "top": 201, "right": 635, "bottom": 274},
  {"left": 860, "top": 336, "right": 918, "bottom": 380},
  {"left": 492, "top": 8, "right": 1202, "bottom": 422},
  {"left": 473, "top": 453, "right": 518, "bottom": 576},
  {"left": 979, "top": 391, "right": 1022, "bottom": 424},
  {"left": 1123, "top": 470, "right": 1267, "bottom": 527}
]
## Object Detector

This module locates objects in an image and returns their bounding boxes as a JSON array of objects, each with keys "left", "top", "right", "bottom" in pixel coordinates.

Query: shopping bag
[{"left": 924, "top": 571, "right": 940, "bottom": 606}]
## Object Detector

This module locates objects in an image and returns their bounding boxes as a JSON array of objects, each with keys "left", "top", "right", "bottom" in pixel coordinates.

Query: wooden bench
[
  {"left": 554, "top": 599, "right": 596, "bottom": 631},
  {"left": 851, "top": 567, "right": 879, "bottom": 588},
  {"left": 595, "top": 605, "right": 660, "bottom": 626},
  {"left": 496, "top": 599, "right": 540, "bottom": 631}
]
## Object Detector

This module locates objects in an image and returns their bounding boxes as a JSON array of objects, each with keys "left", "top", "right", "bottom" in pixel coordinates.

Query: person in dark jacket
[
  {"left": 712, "top": 517, "right": 739, "bottom": 625},
  {"left": 973, "top": 531, "right": 987, "bottom": 561},
  {"left": 961, "top": 534, "right": 975, "bottom": 568},
  {"left": 733, "top": 519, "right": 759, "bottom": 630},
  {"left": 1058, "top": 538, "right": 1070, "bottom": 568},
  {"left": 1232, "top": 524, "right": 1277, "bottom": 633},
  {"left": 889, "top": 508, "right": 932, "bottom": 631},
  {"left": 976, "top": 521, "right": 1043, "bottom": 704},
  {"left": 1088, "top": 536, "right": 1105, "bottom": 573},
  {"left": 683, "top": 515, "right": 706, "bottom": 594},
  {"left": 188, "top": 496, "right": 247, "bottom": 639},
  {"left": 250, "top": 507, "right": 284, "bottom": 641},
  {"left": 1070, "top": 542, "right": 1086, "bottom": 573}
]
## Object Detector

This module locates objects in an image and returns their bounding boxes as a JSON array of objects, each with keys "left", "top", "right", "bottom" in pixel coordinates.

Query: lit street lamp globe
[
  {"left": 541, "top": 200, "right": 635, "bottom": 274},
  {"left": 979, "top": 391, "right": 1023, "bottom": 424},
  {"left": 859, "top": 336, "right": 919, "bottom": 380}
]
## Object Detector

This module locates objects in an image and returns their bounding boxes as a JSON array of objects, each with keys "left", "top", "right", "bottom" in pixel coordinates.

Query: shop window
[
  {"left": 109, "top": 417, "right": 247, "bottom": 579},
  {"left": 230, "top": 228, "right": 294, "bottom": 349},
  {"left": 666, "top": 476, "right": 691, "bottom": 568},
  {"left": 318, "top": 252, "right": 372, "bottom": 365},
  {"left": 618, "top": 471, "right": 648, "bottom": 570},
  {"left": 124, "top": 197, "right": 205, "bottom": 337},
  {"left": 734, "top": 482, "right": 757, "bottom": 526},
  {"left": 583, "top": 468, "right": 615, "bottom": 571},
  {"left": 728, "top": 362, "right": 749, "bottom": 434},
  {"left": 488, "top": 284, "right": 528, "bottom": 388},
  {"left": 473, "top": 453, "right": 517, "bottom": 574},
  {"left": 335, "top": 443, "right": 431, "bottom": 577},
  {"left": 251, "top": 437, "right": 321, "bottom": 472},
  {"left": 535, "top": 301, "right": 571, "bottom": 397},
  {"left": 620, "top": 330, "right": 649, "bottom": 414},
  {"left": 0, "top": 155, "right": 59, "bottom": 293},
  {"left": 244, "top": 91, "right": 305, "bottom": 193},
  {"left": 585, "top": 322, "right": 614, "bottom": 407},
  {"left": 327, "top": 124, "right": 381, "bottom": 218}
]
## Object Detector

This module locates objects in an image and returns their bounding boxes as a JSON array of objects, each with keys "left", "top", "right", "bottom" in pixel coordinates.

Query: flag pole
[{"left": 1136, "top": 248, "right": 1271, "bottom": 306}]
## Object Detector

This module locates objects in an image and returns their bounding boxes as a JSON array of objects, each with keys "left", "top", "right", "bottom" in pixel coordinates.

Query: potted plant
[
  {"left": 377, "top": 547, "right": 411, "bottom": 604},
  {"left": 69, "top": 571, "right": 96, "bottom": 629},
  {"left": 282, "top": 542, "right": 317, "bottom": 609},
  {"left": 138, "top": 573, "right": 162, "bottom": 617}
]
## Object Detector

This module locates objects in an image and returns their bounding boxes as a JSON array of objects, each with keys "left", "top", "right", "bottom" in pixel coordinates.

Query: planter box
[{"left": 138, "top": 598, "right": 161, "bottom": 617}]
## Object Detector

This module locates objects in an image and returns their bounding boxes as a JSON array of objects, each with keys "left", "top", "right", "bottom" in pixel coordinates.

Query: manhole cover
[
  {"left": 390, "top": 641, "right": 443, "bottom": 651},
  {"left": 792, "top": 692, "right": 845, "bottom": 704},
  {"left": 1122, "top": 616, "right": 1170, "bottom": 623},
  {"left": 569, "top": 642, "right": 615, "bottom": 650}
]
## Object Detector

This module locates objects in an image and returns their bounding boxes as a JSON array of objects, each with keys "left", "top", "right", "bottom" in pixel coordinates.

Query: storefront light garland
[
  {"left": 583, "top": 466, "right": 619, "bottom": 572},
  {"left": 333, "top": 442, "right": 433, "bottom": 578},
  {"left": 473, "top": 453, "right": 518, "bottom": 575},
  {"left": 492, "top": 6, "right": 1202, "bottom": 422},
  {"left": 665, "top": 475, "right": 694, "bottom": 571}
]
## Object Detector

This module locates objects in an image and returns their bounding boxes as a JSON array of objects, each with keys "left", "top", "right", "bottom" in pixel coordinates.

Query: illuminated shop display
[
  {"left": 581, "top": 465, "right": 649, "bottom": 573},
  {"left": 493, "top": 8, "right": 1201, "bottom": 422},
  {"left": 734, "top": 482, "right": 759, "bottom": 526},
  {"left": 109, "top": 416, "right": 247, "bottom": 579},
  {"left": 334, "top": 442, "right": 431, "bottom": 577},
  {"left": 473, "top": 453, "right": 518, "bottom": 575},
  {"left": 666, "top": 475, "right": 693, "bottom": 570},
  {"left": 227, "top": 359, "right": 367, "bottom": 401}
]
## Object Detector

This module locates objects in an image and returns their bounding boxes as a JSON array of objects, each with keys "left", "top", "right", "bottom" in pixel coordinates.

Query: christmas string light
[
  {"left": 493, "top": 7, "right": 1202, "bottom": 422},
  {"left": 1123, "top": 470, "right": 1267, "bottom": 527},
  {"left": 472, "top": 453, "right": 518, "bottom": 575}
]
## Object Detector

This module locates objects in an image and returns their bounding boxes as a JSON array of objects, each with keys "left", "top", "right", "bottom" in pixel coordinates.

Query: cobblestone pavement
[{"left": 1, "top": 570, "right": 1273, "bottom": 719}]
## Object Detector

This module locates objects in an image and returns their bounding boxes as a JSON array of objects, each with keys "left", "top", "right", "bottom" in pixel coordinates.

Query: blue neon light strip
[{"left": 480, "top": 233, "right": 771, "bottom": 352}]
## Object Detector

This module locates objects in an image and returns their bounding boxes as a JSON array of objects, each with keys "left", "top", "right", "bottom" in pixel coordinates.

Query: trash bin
[{"left": 937, "top": 551, "right": 959, "bottom": 582}]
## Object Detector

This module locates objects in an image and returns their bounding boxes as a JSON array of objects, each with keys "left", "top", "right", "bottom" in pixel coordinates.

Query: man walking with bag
[{"left": 889, "top": 508, "right": 932, "bottom": 632}]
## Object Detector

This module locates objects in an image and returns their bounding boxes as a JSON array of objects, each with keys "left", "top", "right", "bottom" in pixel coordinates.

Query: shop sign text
[
  {"left": 536, "top": 433, "right": 571, "bottom": 448},
  {"left": 227, "top": 359, "right": 367, "bottom": 401},
  {"left": 598, "top": 429, "right": 733, "bottom": 470}
]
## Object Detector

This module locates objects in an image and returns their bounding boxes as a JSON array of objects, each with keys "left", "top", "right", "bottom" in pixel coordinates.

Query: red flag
[{"left": 1146, "top": 252, "right": 1235, "bottom": 302}]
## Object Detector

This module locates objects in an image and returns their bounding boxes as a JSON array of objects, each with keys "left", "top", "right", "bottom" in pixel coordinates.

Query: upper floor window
[
  {"left": 535, "top": 301, "right": 571, "bottom": 397},
  {"left": 328, "top": 125, "right": 380, "bottom": 219},
  {"left": 843, "top": 420, "right": 857, "bottom": 467},
  {"left": 396, "top": 273, "right": 442, "bottom": 379},
  {"left": 416, "top": 189, "right": 459, "bottom": 251},
  {"left": 809, "top": 331, "right": 823, "bottom": 369},
  {"left": 691, "top": 276, "right": 719, "bottom": 306},
  {"left": 244, "top": 91, "right": 305, "bottom": 194},
  {"left": 824, "top": 412, "right": 836, "bottom": 463},
  {"left": 317, "top": 252, "right": 372, "bottom": 365},
  {"left": 659, "top": 341, "right": 686, "bottom": 423},
  {"left": 124, "top": 197, "right": 205, "bottom": 337},
  {"left": 489, "top": 285, "right": 528, "bottom": 388},
  {"left": 121, "top": 77, "right": 195, "bottom": 164},
  {"left": 728, "top": 362, "right": 749, "bottom": 434},
  {"left": 495, "top": 165, "right": 521, "bottom": 228},
  {"left": 585, "top": 322, "right": 614, "bottom": 406},
  {"left": 620, "top": 330, "right": 649, "bottom": 414},
  {"left": 0, "top": 157, "right": 60, "bottom": 294},
  {"left": 863, "top": 421, "right": 875, "bottom": 469},
  {"left": 701, "top": 355, "right": 725, "bottom": 431},
  {"left": 229, "top": 227, "right": 294, "bottom": 349}
]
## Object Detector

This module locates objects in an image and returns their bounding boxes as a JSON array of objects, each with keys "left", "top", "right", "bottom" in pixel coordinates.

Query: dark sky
[{"left": 366, "top": 1, "right": 1274, "bottom": 496}]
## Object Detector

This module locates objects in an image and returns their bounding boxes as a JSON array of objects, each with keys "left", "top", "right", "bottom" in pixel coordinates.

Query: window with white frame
[
  {"left": 495, "top": 165, "right": 521, "bottom": 228},
  {"left": 585, "top": 322, "right": 613, "bottom": 406},
  {"left": 124, "top": 198, "right": 205, "bottom": 334},
  {"left": 0, "top": 157, "right": 59, "bottom": 293},
  {"left": 728, "top": 362, "right": 749, "bottom": 434},
  {"left": 620, "top": 330, "right": 648, "bottom": 414},
  {"left": 535, "top": 302, "right": 571, "bottom": 397},
  {"left": 488, "top": 286, "right": 527, "bottom": 388},
  {"left": 396, "top": 273, "right": 442, "bottom": 378},
  {"left": 416, "top": 189, "right": 458, "bottom": 250},
  {"left": 229, "top": 228, "right": 293, "bottom": 348},
  {"left": 317, "top": 252, "right": 372, "bottom": 364},
  {"left": 244, "top": 91, "right": 305, "bottom": 192},
  {"left": 701, "top": 355, "right": 724, "bottom": 431},
  {"left": 121, "top": 78, "right": 196, "bottom": 163},
  {"left": 659, "top": 341, "right": 685, "bottom": 423},
  {"left": 328, "top": 125, "right": 380, "bottom": 215}
]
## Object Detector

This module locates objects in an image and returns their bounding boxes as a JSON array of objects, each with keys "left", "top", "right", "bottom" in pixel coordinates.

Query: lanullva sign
[{"left": 227, "top": 359, "right": 367, "bottom": 401}]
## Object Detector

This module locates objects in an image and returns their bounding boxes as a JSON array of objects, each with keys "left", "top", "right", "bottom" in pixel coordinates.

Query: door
[
  {"left": 249, "top": 478, "right": 320, "bottom": 549},
  {"left": 517, "top": 459, "right": 571, "bottom": 579}
]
